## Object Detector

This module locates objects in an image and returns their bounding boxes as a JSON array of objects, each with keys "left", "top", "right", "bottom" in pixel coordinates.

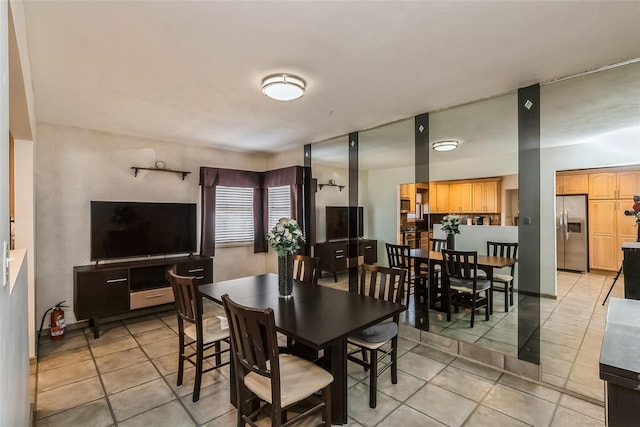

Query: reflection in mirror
[
  {"left": 358, "top": 119, "right": 416, "bottom": 318},
  {"left": 538, "top": 61, "right": 640, "bottom": 403},
  {"left": 311, "top": 136, "right": 349, "bottom": 245},
  {"left": 428, "top": 92, "right": 520, "bottom": 356}
]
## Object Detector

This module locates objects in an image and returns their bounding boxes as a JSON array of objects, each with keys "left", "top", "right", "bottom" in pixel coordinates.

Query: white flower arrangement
[
  {"left": 441, "top": 214, "right": 461, "bottom": 235},
  {"left": 266, "top": 217, "right": 305, "bottom": 256}
]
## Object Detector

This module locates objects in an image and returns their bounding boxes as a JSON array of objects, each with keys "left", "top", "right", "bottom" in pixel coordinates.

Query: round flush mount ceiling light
[
  {"left": 261, "top": 73, "right": 306, "bottom": 101},
  {"left": 432, "top": 140, "right": 459, "bottom": 152}
]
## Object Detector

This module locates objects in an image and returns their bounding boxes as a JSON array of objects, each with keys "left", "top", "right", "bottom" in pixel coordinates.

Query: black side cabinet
[
  {"left": 600, "top": 298, "right": 640, "bottom": 426},
  {"left": 622, "top": 242, "right": 640, "bottom": 299},
  {"left": 74, "top": 256, "right": 213, "bottom": 338},
  {"left": 314, "top": 239, "right": 377, "bottom": 281}
]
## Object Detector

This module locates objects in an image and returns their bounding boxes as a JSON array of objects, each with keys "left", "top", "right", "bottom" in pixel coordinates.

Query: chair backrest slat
[
  {"left": 222, "top": 294, "right": 280, "bottom": 403},
  {"left": 293, "top": 255, "right": 320, "bottom": 285},
  {"left": 442, "top": 249, "right": 480, "bottom": 292},
  {"left": 430, "top": 238, "right": 448, "bottom": 252},
  {"left": 385, "top": 243, "right": 410, "bottom": 269},
  {"left": 357, "top": 264, "right": 406, "bottom": 304},
  {"left": 486, "top": 241, "right": 518, "bottom": 275},
  {"left": 167, "top": 269, "right": 201, "bottom": 325}
]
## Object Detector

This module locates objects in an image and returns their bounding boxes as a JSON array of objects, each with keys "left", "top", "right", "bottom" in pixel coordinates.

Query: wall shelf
[
  {"left": 318, "top": 182, "right": 346, "bottom": 191},
  {"left": 131, "top": 166, "right": 191, "bottom": 180}
]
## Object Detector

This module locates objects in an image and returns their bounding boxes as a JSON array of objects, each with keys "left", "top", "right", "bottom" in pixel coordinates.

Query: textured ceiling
[{"left": 23, "top": 1, "right": 640, "bottom": 154}]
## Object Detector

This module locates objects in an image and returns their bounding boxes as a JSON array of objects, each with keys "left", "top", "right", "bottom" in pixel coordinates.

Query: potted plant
[{"left": 441, "top": 214, "right": 461, "bottom": 249}]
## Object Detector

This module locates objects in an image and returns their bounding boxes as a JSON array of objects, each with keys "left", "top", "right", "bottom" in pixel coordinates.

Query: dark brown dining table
[
  {"left": 198, "top": 273, "right": 406, "bottom": 424},
  {"left": 409, "top": 249, "right": 518, "bottom": 325}
]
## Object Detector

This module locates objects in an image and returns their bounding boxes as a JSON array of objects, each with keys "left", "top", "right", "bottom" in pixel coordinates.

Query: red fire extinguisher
[{"left": 49, "top": 301, "right": 68, "bottom": 341}]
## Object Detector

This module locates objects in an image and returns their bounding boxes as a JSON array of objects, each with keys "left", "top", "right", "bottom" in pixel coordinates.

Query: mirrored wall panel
[{"left": 428, "top": 92, "right": 520, "bottom": 356}]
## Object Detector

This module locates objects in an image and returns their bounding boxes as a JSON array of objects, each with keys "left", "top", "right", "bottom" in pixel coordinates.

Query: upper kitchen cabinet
[
  {"left": 449, "top": 182, "right": 472, "bottom": 213},
  {"left": 589, "top": 173, "right": 617, "bottom": 199},
  {"left": 429, "top": 182, "right": 450, "bottom": 214},
  {"left": 589, "top": 169, "right": 640, "bottom": 200},
  {"left": 472, "top": 179, "right": 501, "bottom": 213},
  {"left": 618, "top": 171, "right": 640, "bottom": 200},
  {"left": 556, "top": 172, "right": 588, "bottom": 195},
  {"left": 400, "top": 183, "right": 416, "bottom": 214}
]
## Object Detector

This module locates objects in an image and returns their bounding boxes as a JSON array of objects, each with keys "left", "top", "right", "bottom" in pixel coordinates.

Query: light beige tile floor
[{"left": 33, "top": 278, "right": 608, "bottom": 427}]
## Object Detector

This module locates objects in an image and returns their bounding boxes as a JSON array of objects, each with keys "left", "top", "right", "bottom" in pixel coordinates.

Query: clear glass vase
[{"left": 278, "top": 252, "right": 294, "bottom": 298}]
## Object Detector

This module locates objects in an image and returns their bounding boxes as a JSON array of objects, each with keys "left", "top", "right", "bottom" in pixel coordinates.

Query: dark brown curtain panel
[{"left": 199, "top": 166, "right": 308, "bottom": 257}]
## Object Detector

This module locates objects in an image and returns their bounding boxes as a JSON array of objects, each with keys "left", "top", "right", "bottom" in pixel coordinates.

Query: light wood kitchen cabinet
[
  {"left": 449, "top": 183, "right": 472, "bottom": 213},
  {"left": 429, "top": 182, "right": 450, "bottom": 214},
  {"left": 589, "top": 199, "right": 639, "bottom": 271},
  {"left": 472, "top": 181, "right": 500, "bottom": 213},
  {"left": 589, "top": 200, "right": 617, "bottom": 270},
  {"left": 618, "top": 171, "right": 640, "bottom": 200},
  {"left": 589, "top": 173, "right": 618, "bottom": 199},
  {"left": 400, "top": 183, "right": 416, "bottom": 214},
  {"left": 556, "top": 173, "right": 588, "bottom": 195}
]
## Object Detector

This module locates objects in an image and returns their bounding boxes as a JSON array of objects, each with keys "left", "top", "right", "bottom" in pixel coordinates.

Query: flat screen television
[
  {"left": 90, "top": 201, "right": 197, "bottom": 261},
  {"left": 326, "top": 206, "right": 364, "bottom": 241}
]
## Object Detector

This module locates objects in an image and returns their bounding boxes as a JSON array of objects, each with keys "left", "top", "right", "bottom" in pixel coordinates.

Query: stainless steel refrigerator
[{"left": 556, "top": 195, "right": 588, "bottom": 272}]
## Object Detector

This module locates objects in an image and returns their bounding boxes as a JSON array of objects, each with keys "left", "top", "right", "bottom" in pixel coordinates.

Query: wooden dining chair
[
  {"left": 486, "top": 241, "right": 519, "bottom": 312},
  {"left": 441, "top": 249, "right": 491, "bottom": 328},
  {"left": 347, "top": 264, "right": 406, "bottom": 408},
  {"left": 221, "top": 294, "right": 333, "bottom": 427},
  {"left": 167, "top": 269, "right": 230, "bottom": 402},
  {"left": 293, "top": 255, "right": 320, "bottom": 285},
  {"left": 385, "top": 243, "right": 423, "bottom": 302}
]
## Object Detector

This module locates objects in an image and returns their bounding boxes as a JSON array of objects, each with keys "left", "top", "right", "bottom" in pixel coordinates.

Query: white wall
[
  {"left": 539, "top": 129, "right": 640, "bottom": 296},
  {"left": 34, "top": 123, "right": 270, "bottom": 325},
  {"left": 312, "top": 163, "right": 349, "bottom": 242},
  {"left": 14, "top": 139, "right": 36, "bottom": 357},
  {"left": 364, "top": 165, "right": 414, "bottom": 265}
]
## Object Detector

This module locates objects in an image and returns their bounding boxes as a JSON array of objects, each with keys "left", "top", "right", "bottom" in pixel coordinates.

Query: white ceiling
[{"left": 22, "top": 1, "right": 640, "bottom": 154}]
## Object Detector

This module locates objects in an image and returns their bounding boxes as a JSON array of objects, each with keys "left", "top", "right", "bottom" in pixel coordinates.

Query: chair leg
[
  {"left": 322, "top": 385, "right": 332, "bottom": 426},
  {"left": 509, "top": 283, "right": 514, "bottom": 306},
  {"left": 177, "top": 321, "right": 185, "bottom": 387},
  {"left": 470, "top": 299, "right": 475, "bottom": 328},
  {"left": 369, "top": 349, "right": 377, "bottom": 408},
  {"left": 504, "top": 287, "right": 509, "bottom": 312},
  {"left": 391, "top": 336, "right": 398, "bottom": 385},
  {"left": 362, "top": 348, "right": 369, "bottom": 371},
  {"left": 215, "top": 340, "right": 222, "bottom": 366},
  {"left": 192, "top": 341, "right": 203, "bottom": 402},
  {"left": 485, "top": 290, "right": 490, "bottom": 321}
]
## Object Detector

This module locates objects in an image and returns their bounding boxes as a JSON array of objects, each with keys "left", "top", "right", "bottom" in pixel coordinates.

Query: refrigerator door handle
[{"left": 564, "top": 210, "right": 570, "bottom": 240}]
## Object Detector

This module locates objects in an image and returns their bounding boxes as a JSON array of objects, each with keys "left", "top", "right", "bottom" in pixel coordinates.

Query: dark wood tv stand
[
  {"left": 314, "top": 239, "right": 377, "bottom": 281},
  {"left": 73, "top": 255, "right": 212, "bottom": 338}
]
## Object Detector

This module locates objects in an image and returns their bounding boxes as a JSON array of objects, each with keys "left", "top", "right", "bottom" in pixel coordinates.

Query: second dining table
[
  {"left": 198, "top": 273, "right": 406, "bottom": 425},
  {"left": 409, "top": 248, "right": 518, "bottom": 329}
]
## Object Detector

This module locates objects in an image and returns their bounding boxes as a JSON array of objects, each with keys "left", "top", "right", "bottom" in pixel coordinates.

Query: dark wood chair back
[
  {"left": 430, "top": 238, "right": 448, "bottom": 252},
  {"left": 293, "top": 255, "right": 320, "bottom": 285},
  {"left": 357, "top": 264, "right": 406, "bottom": 305},
  {"left": 385, "top": 243, "right": 411, "bottom": 269},
  {"left": 487, "top": 241, "right": 518, "bottom": 273},
  {"left": 221, "top": 294, "right": 282, "bottom": 404},
  {"left": 167, "top": 269, "right": 202, "bottom": 326},
  {"left": 441, "top": 249, "right": 482, "bottom": 291}
]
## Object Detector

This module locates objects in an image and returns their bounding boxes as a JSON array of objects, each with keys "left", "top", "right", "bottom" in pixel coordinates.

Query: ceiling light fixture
[
  {"left": 432, "top": 140, "right": 459, "bottom": 152},
  {"left": 261, "top": 73, "right": 306, "bottom": 101}
]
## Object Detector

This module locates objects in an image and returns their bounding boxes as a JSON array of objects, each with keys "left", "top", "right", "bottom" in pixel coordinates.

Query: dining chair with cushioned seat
[
  {"left": 221, "top": 294, "right": 333, "bottom": 427},
  {"left": 385, "top": 243, "right": 423, "bottom": 303},
  {"left": 441, "top": 249, "right": 491, "bottom": 328},
  {"left": 486, "top": 241, "right": 518, "bottom": 312},
  {"left": 167, "top": 269, "right": 230, "bottom": 402},
  {"left": 286, "top": 255, "right": 321, "bottom": 352},
  {"left": 347, "top": 264, "right": 406, "bottom": 408},
  {"left": 293, "top": 255, "right": 320, "bottom": 285}
]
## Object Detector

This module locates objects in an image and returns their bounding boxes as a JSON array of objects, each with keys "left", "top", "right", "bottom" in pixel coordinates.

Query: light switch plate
[{"left": 1, "top": 241, "right": 7, "bottom": 287}]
